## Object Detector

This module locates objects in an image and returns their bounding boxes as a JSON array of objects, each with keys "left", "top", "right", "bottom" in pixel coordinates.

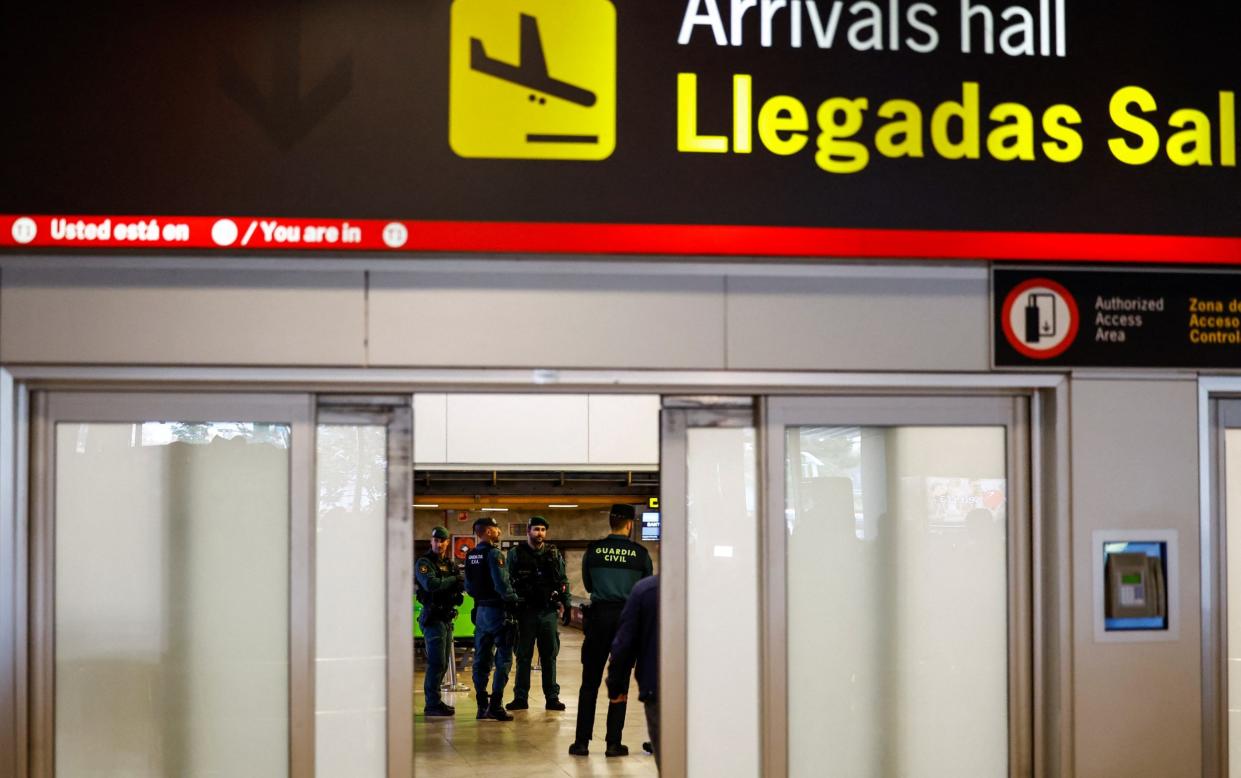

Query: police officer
[
  {"left": 505, "top": 515, "right": 570, "bottom": 712},
  {"left": 415, "top": 525, "right": 464, "bottom": 717},
  {"left": 569, "top": 504, "right": 654, "bottom": 758},
  {"left": 463, "top": 516, "right": 519, "bottom": 721}
]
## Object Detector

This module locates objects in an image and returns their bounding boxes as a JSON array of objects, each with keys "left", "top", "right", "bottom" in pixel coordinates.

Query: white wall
[
  {"left": 368, "top": 269, "right": 727, "bottom": 369},
  {"left": 726, "top": 267, "right": 989, "bottom": 371},
  {"left": 1070, "top": 378, "right": 1202, "bottom": 777},
  {"left": 0, "top": 267, "right": 367, "bottom": 365},
  {"left": 0, "top": 260, "right": 989, "bottom": 372},
  {"left": 413, "top": 392, "right": 659, "bottom": 467}
]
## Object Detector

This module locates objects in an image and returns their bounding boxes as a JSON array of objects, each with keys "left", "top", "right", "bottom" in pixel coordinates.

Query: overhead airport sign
[
  {"left": 3, "top": 1, "right": 1241, "bottom": 261},
  {"left": 994, "top": 267, "right": 1241, "bottom": 368}
]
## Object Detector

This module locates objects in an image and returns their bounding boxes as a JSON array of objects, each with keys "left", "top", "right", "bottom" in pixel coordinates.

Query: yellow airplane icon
[
  {"left": 471, "top": 15, "right": 596, "bottom": 109},
  {"left": 449, "top": 0, "right": 616, "bottom": 160}
]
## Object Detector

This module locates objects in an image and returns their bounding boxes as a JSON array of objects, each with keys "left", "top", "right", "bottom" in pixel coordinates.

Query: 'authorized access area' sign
[{"left": 994, "top": 268, "right": 1241, "bottom": 368}]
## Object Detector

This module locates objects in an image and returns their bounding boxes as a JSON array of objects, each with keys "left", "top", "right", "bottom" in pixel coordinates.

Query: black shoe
[
  {"left": 483, "top": 706, "right": 514, "bottom": 721},
  {"left": 605, "top": 743, "right": 629, "bottom": 758},
  {"left": 475, "top": 692, "right": 490, "bottom": 719},
  {"left": 568, "top": 742, "right": 589, "bottom": 756},
  {"left": 444, "top": 704, "right": 456, "bottom": 714},
  {"left": 504, "top": 699, "right": 528, "bottom": 711},
  {"left": 545, "top": 698, "right": 566, "bottom": 711},
  {"left": 642, "top": 742, "right": 653, "bottom": 753},
  {"left": 423, "top": 703, "right": 454, "bottom": 717}
]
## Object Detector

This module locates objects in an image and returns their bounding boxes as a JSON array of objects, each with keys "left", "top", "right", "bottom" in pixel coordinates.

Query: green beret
[
  {"left": 528, "top": 515, "right": 549, "bottom": 528},
  {"left": 430, "top": 526, "right": 450, "bottom": 540}
]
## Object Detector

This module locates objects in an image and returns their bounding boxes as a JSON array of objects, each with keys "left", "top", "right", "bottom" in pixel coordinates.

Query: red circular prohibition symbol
[{"left": 1001, "top": 278, "right": 1080, "bottom": 360}]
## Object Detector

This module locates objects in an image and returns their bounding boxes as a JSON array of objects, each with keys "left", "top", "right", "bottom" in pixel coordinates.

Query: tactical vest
[
  {"left": 509, "top": 543, "right": 563, "bottom": 609},
  {"left": 415, "top": 551, "right": 461, "bottom": 607},
  {"left": 465, "top": 542, "right": 501, "bottom": 604}
]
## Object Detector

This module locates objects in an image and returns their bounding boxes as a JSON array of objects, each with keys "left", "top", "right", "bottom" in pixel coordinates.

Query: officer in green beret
[
  {"left": 415, "top": 526, "right": 464, "bottom": 717},
  {"left": 505, "top": 515, "right": 571, "bottom": 711},
  {"left": 464, "top": 516, "right": 520, "bottom": 721}
]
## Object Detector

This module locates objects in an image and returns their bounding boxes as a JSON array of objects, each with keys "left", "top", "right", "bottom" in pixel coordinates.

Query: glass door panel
[
  {"left": 315, "top": 424, "right": 388, "bottom": 777},
  {"left": 767, "top": 396, "right": 1026, "bottom": 778},
  {"left": 660, "top": 401, "right": 761, "bottom": 778},
  {"left": 686, "top": 426, "right": 760, "bottom": 778},
  {"left": 36, "top": 392, "right": 413, "bottom": 778},
  {"left": 1225, "top": 418, "right": 1241, "bottom": 775},
  {"left": 314, "top": 396, "right": 410, "bottom": 778},
  {"left": 54, "top": 421, "right": 292, "bottom": 776},
  {"left": 785, "top": 424, "right": 1008, "bottom": 777}
]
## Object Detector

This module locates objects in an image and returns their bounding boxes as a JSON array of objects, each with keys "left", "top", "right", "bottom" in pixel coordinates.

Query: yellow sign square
[{"left": 449, "top": 0, "right": 616, "bottom": 161}]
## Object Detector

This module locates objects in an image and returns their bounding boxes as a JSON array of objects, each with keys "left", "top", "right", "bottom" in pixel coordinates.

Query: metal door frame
[
  {"left": 659, "top": 397, "right": 759, "bottom": 778},
  {"left": 316, "top": 396, "right": 413, "bottom": 778},
  {"left": 0, "top": 371, "right": 29, "bottom": 778},
  {"left": 1200, "top": 380, "right": 1241, "bottom": 778}
]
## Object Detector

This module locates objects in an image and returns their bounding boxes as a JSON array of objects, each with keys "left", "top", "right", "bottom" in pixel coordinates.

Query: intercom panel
[{"left": 1102, "top": 541, "right": 1169, "bottom": 632}]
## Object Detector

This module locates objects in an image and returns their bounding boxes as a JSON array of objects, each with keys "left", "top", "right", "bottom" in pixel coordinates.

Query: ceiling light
[
  {"left": 412, "top": 503, "right": 439, "bottom": 508},
  {"left": 481, "top": 507, "right": 509, "bottom": 512},
  {"left": 548, "top": 504, "right": 579, "bottom": 508}
]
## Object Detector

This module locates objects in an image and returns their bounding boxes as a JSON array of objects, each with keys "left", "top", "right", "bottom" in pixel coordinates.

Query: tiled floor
[{"left": 415, "top": 628, "right": 659, "bottom": 777}]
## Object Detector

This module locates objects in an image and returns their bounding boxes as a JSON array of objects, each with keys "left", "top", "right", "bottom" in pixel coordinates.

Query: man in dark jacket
[
  {"left": 569, "top": 504, "right": 653, "bottom": 758},
  {"left": 607, "top": 575, "right": 660, "bottom": 770},
  {"left": 505, "top": 515, "right": 570, "bottom": 711},
  {"left": 463, "top": 516, "right": 519, "bottom": 721}
]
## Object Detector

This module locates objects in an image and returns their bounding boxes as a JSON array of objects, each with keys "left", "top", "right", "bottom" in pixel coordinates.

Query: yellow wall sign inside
[{"left": 449, "top": 0, "right": 616, "bottom": 160}]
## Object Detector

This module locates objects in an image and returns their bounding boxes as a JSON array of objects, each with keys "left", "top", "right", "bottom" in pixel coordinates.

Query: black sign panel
[
  {"left": 2, "top": 1, "right": 1240, "bottom": 239},
  {"left": 994, "top": 268, "right": 1241, "bottom": 368}
]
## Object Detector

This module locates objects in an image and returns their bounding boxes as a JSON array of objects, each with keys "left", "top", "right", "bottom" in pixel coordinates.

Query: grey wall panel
[
  {"left": 0, "top": 268, "right": 366, "bottom": 365},
  {"left": 368, "top": 271, "right": 726, "bottom": 368},
  {"left": 1071, "top": 377, "right": 1201, "bottom": 778},
  {"left": 725, "top": 269, "right": 989, "bottom": 371}
]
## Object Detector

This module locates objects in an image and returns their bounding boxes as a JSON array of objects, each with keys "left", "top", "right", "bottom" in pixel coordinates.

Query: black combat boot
[
  {"left": 504, "top": 698, "right": 529, "bottom": 710},
  {"left": 484, "top": 701, "right": 514, "bottom": 721},
  {"left": 545, "top": 697, "right": 566, "bottom": 711},
  {"left": 605, "top": 742, "right": 629, "bottom": 758},
  {"left": 475, "top": 692, "right": 490, "bottom": 720},
  {"left": 568, "top": 742, "right": 589, "bottom": 756}
]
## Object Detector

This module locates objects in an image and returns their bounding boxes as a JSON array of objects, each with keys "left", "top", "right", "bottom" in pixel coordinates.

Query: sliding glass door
[
  {"left": 33, "top": 393, "right": 313, "bottom": 776},
  {"left": 29, "top": 392, "right": 412, "bottom": 778},
  {"left": 764, "top": 396, "right": 1031, "bottom": 778}
]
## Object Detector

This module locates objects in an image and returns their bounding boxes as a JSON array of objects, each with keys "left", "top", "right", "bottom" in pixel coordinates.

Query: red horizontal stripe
[{"left": 3, "top": 214, "right": 1241, "bottom": 265}]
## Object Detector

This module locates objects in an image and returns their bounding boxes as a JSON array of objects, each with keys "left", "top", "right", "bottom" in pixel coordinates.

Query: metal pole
[{"left": 442, "top": 631, "right": 470, "bottom": 692}]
